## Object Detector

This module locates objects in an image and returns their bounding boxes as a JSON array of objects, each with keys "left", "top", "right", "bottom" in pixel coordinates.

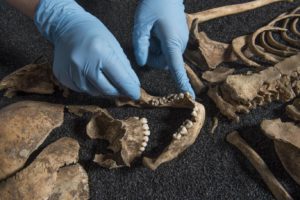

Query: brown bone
[
  {"left": 0, "top": 62, "right": 68, "bottom": 97},
  {"left": 116, "top": 89, "right": 205, "bottom": 170},
  {"left": 0, "top": 137, "right": 80, "bottom": 200},
  {"left": 48, "top": 164, "right": 89, "bottom": 200},
  {"left": 186, "top": 0, "right": 291, "bottom": 29},
  {"left": 226, "top": 131, "right": 293, "bottom": 200},
  {"left": 261, "top": 119, "right": 300, "bottom": 185},
  {"left": 0, "top": 101, "right": 64, "bottom": 180}
]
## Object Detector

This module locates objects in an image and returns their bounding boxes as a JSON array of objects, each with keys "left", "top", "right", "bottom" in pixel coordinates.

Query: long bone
[
  {"left": 116, "top": 89, "right": 205, "bottom": 170},
  {"left": 186, "top": 0, "right": 292, "bottom": 29},
  {"left": 226, "top": 131, "right": 293, "bottom": 200},
  {"left": 261, "top": 119, "right": 300, "bottom": 186}
]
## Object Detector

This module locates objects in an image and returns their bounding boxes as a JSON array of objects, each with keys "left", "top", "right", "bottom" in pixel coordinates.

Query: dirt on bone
[
  {"left": 0, "top": 101, "right": 64, "bottom": 181},
  {"left": 0, "top": 137, "right": 80, "bottom": 200}
]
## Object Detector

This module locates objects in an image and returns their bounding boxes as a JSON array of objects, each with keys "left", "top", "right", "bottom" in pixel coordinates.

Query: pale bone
[
  {"left": 208, "top": 54, "right": 300, "bottom": 121},
  {"left": 260, "top": 31, "right": 296, "bottom": 57},
  {"left": 231, "top": 35, "right": 261, "bottom": 67},
  {"left": 210, "top": 117, "right": 219, "bottom": 134},
  {"left": 281, "top": 14, "right": 300, "bottom": 48},
  {"left": 0, "top": 101, "right": 64, "bottom": 181},
  {"left": 249, "top": 26, "right": 287, "bottom": 63},
  {"left": 0, "top": 137, "right": 80, "bottom": 200},
  {"left": 116, "top": 89, "right": 205, "bottom": 170},
  {"left": 67, "top": 105, "right": 149, "bottom": 169},
  {"left": 286, "top": 98, "right": 300, "bottom": 121},
  {"left": 186, "top": 0, "right": 292, "bottom": 29},
  {"left": 291, "top": 18, "right": 300, "bottom": 37},
  {"left": 226, "top": 131, "right": 293, "bottom": 200},
  {"left": 48, "top": 164, "right": 89, "bottom": 200},
  {"left": 261, "top": 119, "right": 300, "bottom": 185},
  {"left": 202, "top": 67, "right": 235, "bottom": 83},
  {"left": 186, "top": 21, "right": 237, "bottom": 69},
  {"left": 184, "top": 63, "right": 205, "bottom": 95},
  {"left": 0, "top": 62, "right": 68, "bottom": 97}
]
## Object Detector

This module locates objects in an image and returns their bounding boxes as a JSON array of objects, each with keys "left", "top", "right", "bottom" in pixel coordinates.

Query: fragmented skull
[
  {"left": 0, "top": 101, "right": 64, "bottom": 180},
  {"left": 0, "top": 137, "right": 81, "bottom": 200}
]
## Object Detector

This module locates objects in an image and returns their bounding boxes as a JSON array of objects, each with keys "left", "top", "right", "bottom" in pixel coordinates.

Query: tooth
[
  {"left": 133, "top": 117, "right": 139, "bottom": 120},
  {"left": 194, "top": 106, "right": 199, "bottom": 112},
  {"left": 186, "top": 120, "right": 193, "bottom": 128},
  {"left": 142, "top": 142, "right": 147, "bottom": 147},
  {"left": 176, "top": 134, "right": 182, "bottom": 140},
  {"left": 179, "top": 93, "right": 184, "bottom": 99},
  {"left": 173, "top": 133, "right": 178, "bottom": 139},
  {"left": 140, "top": 147, "right": 145, "bottom": 152},
  {"left": 140, "top": 118, "right": 148, "bottom": 124},
  {"left": 191, "top": 111, "right": 197, "bottom": 117},
  {"left": 143, "top": 136, "right": 149, "bottom": 142},
  {"left": 143, "top": 124, "right": 149, "bottom": 130},
  {"left": 144, "top": 130, "right": 150, "bottom": 136},
  {"left": 180, "top": 126, "right": 188, "bottom": 135}
]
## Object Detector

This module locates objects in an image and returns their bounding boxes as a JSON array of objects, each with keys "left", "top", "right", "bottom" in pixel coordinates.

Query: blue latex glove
[
  {"left": 133, "top": 0, "right": 195, "bottom": 98},
  {"left": 34, "top": 0, "right": 140, "bottom": 99}
]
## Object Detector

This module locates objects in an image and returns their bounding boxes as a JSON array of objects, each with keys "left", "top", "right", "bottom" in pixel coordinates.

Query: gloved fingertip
[
  {"left": 126, "top": 84, "right": 141, "bottom": 100},
  {"left": 135, "top": 49, "right": 148, "bottom": 67},
  {"left": 180, "top": 82, "right": 196, "bottom": 99}
]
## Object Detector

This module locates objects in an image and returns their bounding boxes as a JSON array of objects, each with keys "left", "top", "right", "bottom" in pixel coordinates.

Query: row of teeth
[
  {"left": 150, "top": 93, "right": 185, "bottom": 106},
  {"left": 134, "top": 117, "right": 151, "bottom": 153},
  {"left": 173, "top": 119, "right": 194, "bottom": 140}
]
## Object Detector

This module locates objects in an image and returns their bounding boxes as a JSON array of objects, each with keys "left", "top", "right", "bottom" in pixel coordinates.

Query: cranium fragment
[
  {"left": 261, "top": 119, "right": 300, "bottom": 186},
  {"left": 0, "top": 137, "right": 80, "bottom": 200},
  {"left": 116, "top": 89, "right": 205, "bottom": 170},
  {"left": 227, "top": 131, "right": 293, "bottom": 200},
  {"left": 0, "top": 101, "right": 64, "bottom": 180},
  {"left": 48, "top": 164, "right": 89, "bottom": 200},
  {"left": 0, "top": 62, "right": 68, "bottom": 97}
]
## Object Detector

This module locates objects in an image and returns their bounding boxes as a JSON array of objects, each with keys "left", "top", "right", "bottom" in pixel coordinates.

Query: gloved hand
[
  {"left": 34, "top": 0, "right": 140, "bottom": 99},
  {"left": 133, "top": 0, "right": 195, "bottom": 98}
]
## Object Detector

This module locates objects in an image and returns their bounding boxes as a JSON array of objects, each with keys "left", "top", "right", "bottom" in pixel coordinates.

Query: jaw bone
[
  {"left": 67, "top": 105, "right": 151, "bottom": 169},
  {"left": 116, "top": 89, "right": 206, "bottom": 170},
  {"left": 0, "top": 137, "right": 80, "bottom": 200},
  {"left": 0, "top": 101, "right": 64, "bottom": 181}
]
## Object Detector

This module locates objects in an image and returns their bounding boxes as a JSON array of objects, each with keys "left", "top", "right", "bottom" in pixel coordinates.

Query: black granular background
[{"left": 0, "top": 0, "right": 300, "bottom": 199}]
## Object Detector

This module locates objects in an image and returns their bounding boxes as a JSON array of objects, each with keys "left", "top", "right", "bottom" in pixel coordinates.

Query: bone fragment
[
  {"left": 226, "top": 131, "right": 293, "bottom": 200},
  {"left": 0, "top": 101, "right": 64, "bottom": 180}
]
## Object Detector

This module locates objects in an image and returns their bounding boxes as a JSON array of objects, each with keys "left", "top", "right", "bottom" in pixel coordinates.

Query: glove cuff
[{"left": 34, "top": 0, "right": 88, "bottom": 44}]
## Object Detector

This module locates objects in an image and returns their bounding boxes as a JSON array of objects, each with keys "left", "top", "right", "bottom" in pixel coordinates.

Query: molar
[
  {"left": 142, "top": 124, "right": 149, "bottom": 130},
  {"left": 140, "top": 118, "right": 148, "bottom": 124},
  {"left": 185, "top": 120, "right": 193, "bottom": 128},
  {"left": 144, "top": 130, "right": 151, "bottom": 136}
]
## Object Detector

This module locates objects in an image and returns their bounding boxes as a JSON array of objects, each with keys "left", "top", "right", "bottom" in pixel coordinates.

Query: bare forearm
[{"left": 6, "top": 0, "right": 40, "bottom": 19}]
